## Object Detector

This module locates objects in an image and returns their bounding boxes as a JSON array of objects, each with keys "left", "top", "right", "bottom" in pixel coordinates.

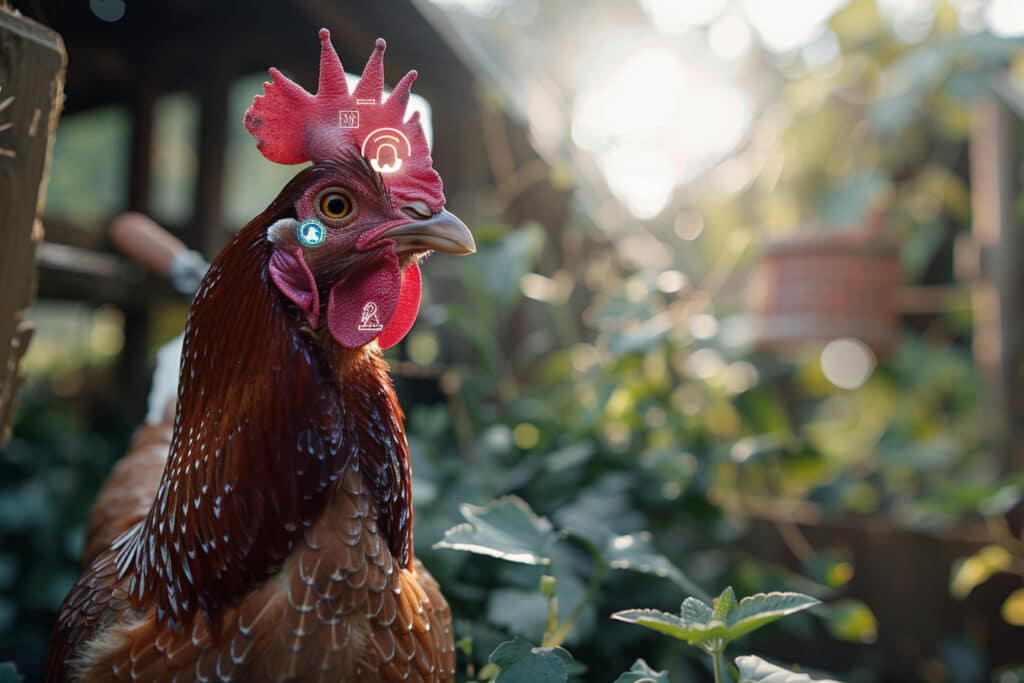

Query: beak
[{"left": 378, "top": 209, "right": 476, "bottom": 255}]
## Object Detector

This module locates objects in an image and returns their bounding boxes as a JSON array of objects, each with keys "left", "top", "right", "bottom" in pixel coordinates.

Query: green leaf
[
  {"left": 950, "top": 545, "right": 1013, "bottom": 599},
  {"left": 0, "top": 662, "right": 23, "bottom": 683},
  {"left": 605, "top": 532, "right": 711, "bottom": 602},
  {"left": 816, "top": 171, "right": 890, "bottom": 227},
  {"left": 1001, "top": 588, "right": 1024, "bottom": 626},
  {"left": 610, "top": 608, "right": 727, "bottom": 650},
  {"left": 725, "top": 592, "right": 821, "bottom": 641},
  {"left": 735, "top": 655, "right": 843, "bottom": 683},
  {"left": 614, "top": 590, "right": 821, "bottom": 651},
  {"left": 712, "top": 586, "right": 737, "bottom": 622},
  {"left": 486, "top": 588, "right": 549, "bottom": 640},
  {"left": 614, "top": 658, "right": 670, "bottom": 683},
  {"left": 466, "top": 224, "right": 545, "bottom": 306},
  {"left": 680, "top": 596, "right": 714, "bottom": 624},
  {"left": 489, "top": 638, "right": 572, "bottom": 683},
  {"left": 434, "top": 496, "right": 556, "bottom": 565},
  {"left": 820, "top": 599, "right": 878, "bottom": 643},
  {"left": 802, "top": 554, "right": 855, "bottom": 590}
]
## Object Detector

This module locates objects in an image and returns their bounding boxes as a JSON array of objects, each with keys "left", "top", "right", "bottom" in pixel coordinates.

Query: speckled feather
[{"left": 46, "top": 165, "right": 454, "bottom": 682}]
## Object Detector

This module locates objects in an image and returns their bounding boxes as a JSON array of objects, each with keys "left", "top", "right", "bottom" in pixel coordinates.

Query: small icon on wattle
[{"left": 358, "top": 302, "right": 384, "bottom": 332}]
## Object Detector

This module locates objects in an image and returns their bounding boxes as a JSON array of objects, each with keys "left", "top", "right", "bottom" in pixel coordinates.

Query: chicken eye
[{"left": 316, "top": 190, "right": 354, "bottom": 222}]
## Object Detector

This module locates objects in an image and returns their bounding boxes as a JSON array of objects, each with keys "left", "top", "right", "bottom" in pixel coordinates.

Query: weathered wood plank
[{"left": 0, "top": 8, "right": 65, "bottom": 446}]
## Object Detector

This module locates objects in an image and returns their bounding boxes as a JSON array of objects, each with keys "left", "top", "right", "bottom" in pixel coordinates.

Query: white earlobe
[{"left": 266, "top": 218, "right": 299, "bottom": 244}]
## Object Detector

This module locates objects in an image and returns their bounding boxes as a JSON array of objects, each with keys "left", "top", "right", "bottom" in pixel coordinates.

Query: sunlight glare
[
  {"left": 708, "top": 13, "right": 754, "bottom": 61},
  {"left": 689, "top": 314, "right": 720, "bottom": 340},
  {"left": 987, "top": 0, "right": 1024, "bottom": 37},
  {"left": 801, "top": 30, "right": 841, "bottom": 69},
  {"left": 572, "top": 45, "right": 751, "bottom": 219},
  {"left": 877, "top": 0, "right": 937, "bottom": 42},
  {"left": 598, "top": 148, "right": 677, "bottom": 219},
  {"left": 685, "top": 348, "right": 725, "bottom": 380},
  {"left": 950, "top": 0, "right": 986, "bottom": 31},
  {"left": 572, "top": 48, "right": 683, "bottom": 149},
  {"left": 427, "top": 0, "right": 505, "bottom": 16},
  {"left": 639, "top": 0, "right": 726, "bottom": 33},
  {"left": 742, "top": 0, "right": 849, "bottom": 53}
]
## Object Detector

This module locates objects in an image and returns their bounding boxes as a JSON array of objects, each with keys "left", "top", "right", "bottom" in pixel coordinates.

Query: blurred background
[{"left": 2, "top": 0, "right": 1024, "bottom": 680}]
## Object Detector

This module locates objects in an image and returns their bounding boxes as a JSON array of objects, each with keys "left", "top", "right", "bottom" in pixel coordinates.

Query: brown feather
[{"left": 81, "top": 423, "right": 173, "bottom": 567}]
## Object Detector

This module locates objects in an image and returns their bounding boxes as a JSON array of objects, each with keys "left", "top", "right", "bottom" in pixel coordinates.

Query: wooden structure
[
  {"left": 15, "top": 0, "right": 564, "bottom": 411},
  {"left": 0, "top": 7, "right": 65, "bottom": 446},
  {"left": 967, "top": 82, "right": 1024, "bottom": 475}
]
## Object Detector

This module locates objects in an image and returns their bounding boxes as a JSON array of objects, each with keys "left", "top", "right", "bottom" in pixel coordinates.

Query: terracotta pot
[{"left": 752, "top": 232, "right": 902, "bottom": 355}]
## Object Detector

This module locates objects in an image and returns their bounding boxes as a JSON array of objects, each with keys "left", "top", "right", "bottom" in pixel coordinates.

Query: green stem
[
  {"left": 541, "top": 576, "right": 559, "bottom": 644},
  {"left": 541, "top": 534, "right": 607, "bottom": 648},
  {"left": 712, "top": 649, "right": 724, "bottom": 683}
]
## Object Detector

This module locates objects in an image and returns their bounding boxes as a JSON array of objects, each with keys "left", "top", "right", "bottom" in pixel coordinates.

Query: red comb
[{"left": 244, "top": 29, "right": 444, "bottom": 210}]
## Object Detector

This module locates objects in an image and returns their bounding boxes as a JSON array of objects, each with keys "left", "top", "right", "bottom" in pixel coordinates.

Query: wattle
[{"left": 326, "top": 250, "right": 421, "bottom": 349}]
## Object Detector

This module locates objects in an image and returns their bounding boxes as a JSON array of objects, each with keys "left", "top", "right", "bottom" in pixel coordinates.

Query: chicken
[{"left": 45, "top": 30, "right": 475, "bottom": 682}]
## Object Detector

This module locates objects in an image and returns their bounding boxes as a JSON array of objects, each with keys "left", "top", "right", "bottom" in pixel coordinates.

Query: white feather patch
[
  {"left": 145, "top": 334, "right": 184, "bottom": 425},
  {"left": 266, "top": 218, "right": 299, "bottom": 245}
]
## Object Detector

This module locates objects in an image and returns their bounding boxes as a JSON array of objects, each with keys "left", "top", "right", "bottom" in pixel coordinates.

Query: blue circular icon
[{"left": 297, "top": 219, "right": 326, "bottom": 248}]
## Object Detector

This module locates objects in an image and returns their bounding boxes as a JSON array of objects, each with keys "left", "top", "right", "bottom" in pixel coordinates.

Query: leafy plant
[
  {"left": 613, "top": 588, "right": 822, "bottom": 683},
  {"left": 946, "top": 477, "right": 1024, "bottom": 627},
  {"left": 484, "top": 638, "right": 573, "bottom": 683},
  {"left": 435, "top": 495, "right": 705, "bottom": 680},
  {"left": 435, "top": 496, "right": 845, "bottom": 682}
]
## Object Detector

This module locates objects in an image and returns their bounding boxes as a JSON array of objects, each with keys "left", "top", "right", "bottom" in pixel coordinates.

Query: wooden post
[
  {"left": 0, "top": 9, "right": 65, "bottom": 445},
  {"left": 127, "top": 86, "right": 155, "bottom": 214},
  {"left": 191, "top": 67, "right": 230, "bottom": 259},
  {"left": 117, "top": 86, "right": 156, "bottom": 410},
  {"left": 969, "top": 96, "right": 1024, "bottom": 473}
]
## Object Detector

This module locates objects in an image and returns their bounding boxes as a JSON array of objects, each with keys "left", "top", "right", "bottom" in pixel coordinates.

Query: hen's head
[{"left": 245, "top": 30, "right": 474, "bottom": 350}]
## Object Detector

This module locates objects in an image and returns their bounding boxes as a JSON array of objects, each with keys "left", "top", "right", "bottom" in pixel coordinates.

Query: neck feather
[{"left": 116, "top": 225, "right": 413, "bottom": 627}]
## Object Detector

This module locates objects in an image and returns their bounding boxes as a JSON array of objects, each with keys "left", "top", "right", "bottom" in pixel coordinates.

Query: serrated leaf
[
  {"left": 713, "top": 586, "right": 737, "bottom": 622},
  {"left": 434, "top": 496, "right": 555, "bottom": 565},
  {"left": 605, "top": 532, "right": 711, "bottom": 602},
  {"left": 736, "top": 655, "right": 843, "bottom": 683},
  {"left": 614, "top": 658, "right": 670, "bottom": 683},
  {"left": 725, "top": 592, "right": 821, "bottom": 641},
  {"left": 611, "top": 608, "right": 726, "bottom": 649},
  {"left": 489, "top": 638, "right": 572, "bottom": 683},
  {"left": 680, "top": 596, "right": 713, "bottom": 624}
]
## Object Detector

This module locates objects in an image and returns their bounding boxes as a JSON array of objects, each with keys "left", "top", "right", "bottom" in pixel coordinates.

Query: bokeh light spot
[
  {"left": 820, "top": 338, "right": 876, "bottom": 390},
  {"left": 513, "top": 422, "right": 541, "bottom": 449}
]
